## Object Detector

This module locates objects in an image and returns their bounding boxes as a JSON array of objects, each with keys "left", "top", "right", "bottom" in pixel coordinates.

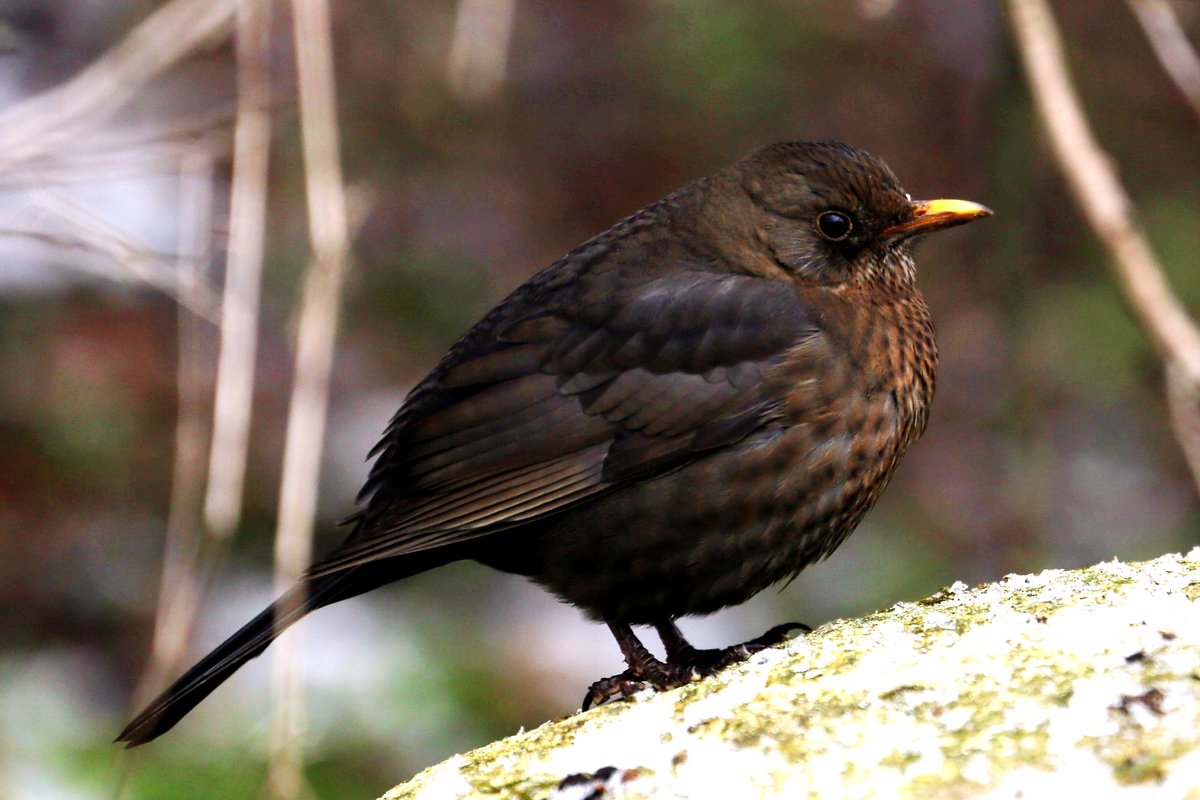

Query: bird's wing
[{"left": 306, "top": 269, "right": 825, "bottom": 577}]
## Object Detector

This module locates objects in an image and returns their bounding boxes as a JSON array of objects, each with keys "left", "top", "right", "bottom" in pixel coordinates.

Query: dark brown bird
[{"left": 118, "top": 140, "right": 990, "bottom": 746}]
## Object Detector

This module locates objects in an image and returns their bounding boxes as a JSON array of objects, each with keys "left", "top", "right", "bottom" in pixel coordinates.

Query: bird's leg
[
  {"left": 581, "top": 619, "right": 813, "bottom": 711},
  {"left": 654, "top": 619, "right": 706, "bottom": 664},
  {"left": 581, "top": 622, "right": 700, "bottom": 710},
  {"left": 655, "top": 620, "right": 812, "bottom": 672}
]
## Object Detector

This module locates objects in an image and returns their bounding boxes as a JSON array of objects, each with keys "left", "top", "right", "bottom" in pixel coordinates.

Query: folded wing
[{"left": 308, "top": 268, "right": 824, "bottom": 577}]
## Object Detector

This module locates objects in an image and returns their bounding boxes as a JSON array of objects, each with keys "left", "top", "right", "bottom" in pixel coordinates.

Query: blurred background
[{"left": 0, "top": 0, "right": 1197, "bottom": 797}]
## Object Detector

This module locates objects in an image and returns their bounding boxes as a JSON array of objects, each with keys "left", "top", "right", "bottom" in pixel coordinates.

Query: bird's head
[{"left": 733, "top": 140, "right": 991, "bottom": 287}]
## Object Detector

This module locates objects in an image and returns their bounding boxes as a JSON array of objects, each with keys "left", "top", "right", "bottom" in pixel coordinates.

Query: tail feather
[{"left": 117, "top": 554, "right": 443, "bottom": 747}]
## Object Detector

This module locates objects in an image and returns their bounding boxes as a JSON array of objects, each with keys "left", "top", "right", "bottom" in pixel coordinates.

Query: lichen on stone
[{"left": 382, "top": 548, "right": 1200, "bottom": 800}]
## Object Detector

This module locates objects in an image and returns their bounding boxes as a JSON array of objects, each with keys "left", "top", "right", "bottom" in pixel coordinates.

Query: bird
[{"left": 117, "top": 140, "right": 991, "bottom": 746}]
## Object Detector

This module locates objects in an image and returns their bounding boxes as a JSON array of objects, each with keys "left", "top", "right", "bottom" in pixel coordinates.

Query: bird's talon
[
  {"left": 582, "top": 673, "right": 649, "bottom": 710},
  {"left": 746, "top": 621, "right": 812, "bottom": 650}
]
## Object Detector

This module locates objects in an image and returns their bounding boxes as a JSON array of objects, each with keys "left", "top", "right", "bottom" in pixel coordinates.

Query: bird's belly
[{"left": 485, "top": 409, "right": 906, "bottom": 624}]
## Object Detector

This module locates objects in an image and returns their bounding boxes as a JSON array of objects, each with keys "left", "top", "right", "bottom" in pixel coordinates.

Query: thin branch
[
  {"left": 446, "top": 0, "right": 517, "bottom": 103},
  {"left": 204, "top": 0, "right": 275, "bottom": 541},
  {"left": 0, "top": 0, "right": 239, "bottom": 172},
  {"left": 1128, "top": 0, "right": 1200, "bottom": 126},
  {"left": 134, "top": 148, "right": 216, "bottom": 707},
  {"left": 0, "top": 149, "right": 215, "bottom": 190},
  {"left": 0, "top": 209, "right": 222, "bottom": 320},
  {"left": 1165, "top": 361, "right": 1200, "bottom": 490},
  {"left": 0, "top": 0, "right": 241, "bottom": 316},
  {"left": 269, "top": 0, "right": 353, "bottom": 795},
  {"left": 29, "top": 188, "right": 187, "bottom": 292},
  {"left": 1007, "top": 0, "right": 1200, "bottom": 491}
]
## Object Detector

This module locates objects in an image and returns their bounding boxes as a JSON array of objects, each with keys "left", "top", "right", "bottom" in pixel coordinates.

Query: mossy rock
[{"left": 384, "top": 549, "right": 1200, "bottom": 800}]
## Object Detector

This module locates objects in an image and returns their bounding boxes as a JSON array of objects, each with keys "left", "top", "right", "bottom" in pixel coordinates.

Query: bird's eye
[{"left": 816, "top": 211, "right": 853, "bottom": 241}]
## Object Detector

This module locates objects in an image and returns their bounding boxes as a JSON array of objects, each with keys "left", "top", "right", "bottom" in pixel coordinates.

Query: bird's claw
[
  {"left": 671, "top": 621, "right": 811, "bottom": 671},
  {"left": 581, "top": 621, "right": 811, "bottom": 710},
  {"left": 581, "top": 671, "right": 649, "bottom": 710},
  {"left": 581, "top": 659, "right": 706, "bottom": 710},
  {"left": 742, "top": 621, "right": 811, "bottom": 650}
]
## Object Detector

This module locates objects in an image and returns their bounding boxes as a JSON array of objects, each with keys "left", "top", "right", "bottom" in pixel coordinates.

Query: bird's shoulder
[{"left": 377, "top": 219, "right": 825, "bottom": 475}]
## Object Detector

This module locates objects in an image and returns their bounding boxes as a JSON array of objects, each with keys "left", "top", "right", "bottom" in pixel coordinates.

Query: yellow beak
[{"left": 882, "top": 198, "right": 993, "bottom": 239}]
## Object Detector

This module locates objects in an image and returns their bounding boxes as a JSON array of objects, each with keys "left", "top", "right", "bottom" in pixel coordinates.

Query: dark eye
[{"left": 816, "top": 211, "right": 853, "bottom": 241}]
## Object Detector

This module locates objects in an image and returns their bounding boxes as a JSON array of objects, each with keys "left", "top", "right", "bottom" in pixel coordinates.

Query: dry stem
[
  {"left": 136, "top": 149, "right": 216, "bottom": 706},
  {"left": 1007, "top": 0, "right": 1200, "bottom": 490},
  {"left": 1127, "top": 0, "right": 1200, "bottom": 125},
  {"left": 0, "top": 0, "right": 238, "bottom": 171},
  {"left": 204, "top": 0, "right": 275, "bottom": 540},
  {"left": 268, "top": 0, "right": 353, "bottom": 796}
]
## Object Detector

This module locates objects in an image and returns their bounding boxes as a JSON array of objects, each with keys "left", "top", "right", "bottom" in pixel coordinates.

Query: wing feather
[{"left": 309, "top": 265, "right": 826, "bottom": 579}]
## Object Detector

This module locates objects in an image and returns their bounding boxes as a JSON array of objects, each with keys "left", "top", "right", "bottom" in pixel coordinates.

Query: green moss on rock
[{"left": 383, "top": 549, "right": 1200, "bottom": 800}]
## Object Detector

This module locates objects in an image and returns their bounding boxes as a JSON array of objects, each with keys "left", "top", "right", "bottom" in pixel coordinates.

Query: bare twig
[
  {"left": 0, "top": 220, "right": 222, "bottom": 319},
  {"left": 269, "top": 0, "right": 353, "bottom": 795},
  {"left": 1007, "top": 0, "right": 1200, "bottom": 490},
  {"left": 0, "top": 113, "right": 234, "bottom": 190},
  {"left": 135, "top": 148, "right": 216, "bottom": 707},
  {"left": 29, "top": 188, "right": 195, "bottom": 295},
  {"left": 1165, "top": 362, "right": 1200, "bottom": 486},
  {"left": 0, "top": 0, "right": 239, "bottom": 171},
  {"left": 0, "top": 0, "right": 241, "bottom": 315},
  {"left": 1128, "top": 0, "right": 1200, "bottom": 126},
  {"left": 0, "top": 137, "right": 231, "bottom": 190},
  {"left": 855, "top": 0, "right": 900, "bottom": 20},
  {"left": 446, "top": 0, "right": 517, "bottom": 103},
  {"left": 204, "top": 0, "right": 275, "bottom": 541}
]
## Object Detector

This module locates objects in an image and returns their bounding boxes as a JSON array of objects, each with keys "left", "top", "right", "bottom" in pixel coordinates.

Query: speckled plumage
[{"left": 119, "top": 141, "right": 989, "bottom": 745}]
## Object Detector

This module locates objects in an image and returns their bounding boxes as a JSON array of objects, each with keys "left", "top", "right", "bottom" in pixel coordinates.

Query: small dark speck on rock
[
  {"left": 553, "top": 767, "right": 642, "bottom": 800},
  {"left": 1125, "top": 650, "right": 1147, "bottom": 663},
  {"left": 1117, "top": 688, "right": 1165, "bottom": 716},
  {"left": 917, "top": 586, "right": 956, "bottom": 605}
]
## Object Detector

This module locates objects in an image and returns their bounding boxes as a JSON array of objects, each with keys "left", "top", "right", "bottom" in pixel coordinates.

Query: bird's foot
[
  {"left": 581, "top": 621, "right": 810, "bottom": 710},
  {"left": 670, "top": 621, "right": 811, "bottom": 672},
  {"left": 581, "top": 658, "right": 702, "bottom": 711},
  {"left": 582, "top": 620, "right": 715, "bottom": 710}
]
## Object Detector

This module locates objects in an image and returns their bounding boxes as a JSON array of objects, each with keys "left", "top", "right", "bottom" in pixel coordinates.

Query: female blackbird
[{"left": 118, "top": 140, "right": 991, "bottom": 745}]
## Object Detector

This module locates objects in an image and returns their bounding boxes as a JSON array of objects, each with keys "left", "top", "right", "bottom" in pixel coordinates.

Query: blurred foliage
[{"left": 0, "top": 0, "right": 1198, "bottom": 797}]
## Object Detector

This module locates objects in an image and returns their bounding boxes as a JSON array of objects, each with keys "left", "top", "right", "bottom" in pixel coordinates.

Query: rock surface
[{"left": 383, "top": 549, "right": 1200, "bottom": 800}]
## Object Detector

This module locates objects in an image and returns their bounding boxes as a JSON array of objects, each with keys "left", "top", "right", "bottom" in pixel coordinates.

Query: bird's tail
[{"left": 116, "top": 554, "right": 445, "bottom": 747}]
